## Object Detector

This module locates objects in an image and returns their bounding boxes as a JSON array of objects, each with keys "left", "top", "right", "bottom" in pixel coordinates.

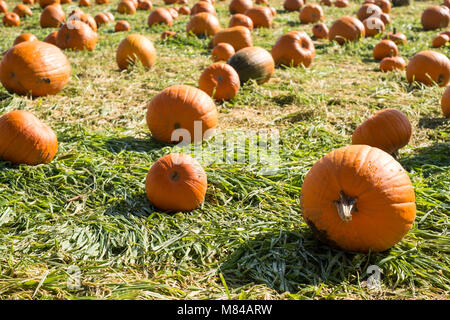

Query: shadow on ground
[
  {"left": 103, "top": 135, "right": 169, "bottom": 154},
  {"left": 418, "top": 116, "right": 449, "bottom": 129},
  {"left": 103, "top": 192, "right": 156, "bottom": 218},
  {"left": 399, "top": 142, "right": 450, "bottom": 171}
]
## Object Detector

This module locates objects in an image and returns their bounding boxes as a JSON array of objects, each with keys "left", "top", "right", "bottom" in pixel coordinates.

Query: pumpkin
[
  {"left": 383, "top": 30, "right": 407, "bottom": 45},
  {"left": 212, "top": 26, "right": 252, "bottom": 51},
  {"left": 146, "top": 84, "right": 218, "bottom": 144},
  {"left": 178, "top": 0, "right": 188, "bottom": 3},
  {"left": 0, "top": 110, "right": 58, "bottom": 166},
  {"left": 116, "top": 34, "right": 156, "bottom": 70},
  {"left": 186, "top": 12, "right": 221, "bottom": 37},
  {"left": 444, "top": 0, "right": 450, "bottom": 9},
  {"left": 0, "top": 1, "right": 7, "bottom": 13},
  {"left": 199, "top": 63, "right": 240, "bottom": 100},
  {"left": 60, "top": 0, "right": 72, "bottom": 3},
  {"left": 96, "top": 0, "right": 109, "bottom": 3},
  {"left": 145, "top": 153, "right": 207, "bottom": 212},
  {"left": 13, "top": 4, "right": 32, "bottom": 17},
  {"left": 284, "top": 0, "right": 304, "bottom": 11},
  {"left": 179, "top": 6, "right": 190, "bottom": 15},
  {"left": 168, "top": 8, "right": 179, "bottom": 20},
  {"left": 128, "top": 0, "right": 139, "bottom": 7},
  {"left": 105, "top": 12, "right": 115, "bottom": 21},
  {"left": 406, "top": 50, "right": 450, "bottom": 87},
  {"left": 164, "top": 0, "right": 177, "bottom": 3},
  {"left": 432, "top": 34, "right": 449, "bottom": 48},
  {"left": 0, "top": 41, "right": 70, "bottom": 97},
  {"left": 68, "top": 11, "right": 97, "bottom": 32},
  {"left": 363, "top": 17, "right": 385, "bottom": 37},
  {"left": 352, "top": 108, "right": 412, "bottom": 156},
  {"left": 115, "top": 20, "right": 131, "bottom": 32},
  {"left": 79, "top": 0, "right": 91, "bottom": 6},
  {"left": 380, "top": 13, "right": 391, "bottom": 25},
  {"left": 211, "top": 43, "right": 235, "bottom": 61},
  {"left": 255, "top": 0, "right": 267, "bottom": 4},
  {"left": 191, "top": 1, "right": 216, "bottom": 16},
  {"left": 320, "top": 0, "right": 332, "bottom": 6},
  {"left": 380, "top": 56, "right": 406, "bottom": 72},
  {"left": 228, "top": 13, "right": 253, "bottom": 30},
  {"left": 376, "top": 0, "right": 391, "bottom": 13},
  {"left": 373, "top": 39, "right": 398, "bottom": 60},
  {"left": 357, "top": 3, "right": 382, "bottom": 21},
  {"left": 95, "top": 13, "right": 110, "bottom": 28},
  {"left": 3, "top": 13, "right": 20, "bottom": 27},
  {"left": 329, "top": 16, "right": 365, "bottom": 44},
  {"left": 244, "top": 6, "right": 273, "bottom": 28},
  {"left": 271, "top": 31, "right": 315, "bottom": 67},
  {"left": 161, "top": 30, "right": 176, "bottom": 39},
  {"left": 312, "top": 22, "right": 329, "bottom": 39},
  {"left": 117, "top": 1, "right": 136, "bottom": 14},
  {"left": 40, "top": 5, "right": 65, "bottom": 28},
  {"left": 269, "top": 7, "right": 277, "bottom": 16},
  {"left": 300, "top": 144, "right": 416, "bottom": 253},
  {"left": 148, "top": 8, "right": 173, "bottom": 27},
  {"left": 227, "top": 46, "right": 274, "bottom": 84},
  {"left": 39, "top": 0, "right": 59, "bottom": 8},
  {"left": 56, "top": 20, "right": 98, "bottom": 51},
  {"left": 13, "top": 33, "right": 38, "bottom": 46},
  {"left": 44, "top": 31, "right": 59, "bottom": 45},
  {"left": 137, "top": 0, "right": 152, "bottom": 10},
  {"left": 229, "top": 0, "right": 253, "bottom": 14},
  {"left": 334, "top": 0, "right": 349, "bottom": 7},
  {"left": 22, "top": 0, "right": 35, "bottom": 4},
  {"left": 440, "top": 86, "right": 450, "bottom": 117},
  {"left": 421, "top": 6, "right": 450, "bottom": 30},
  {"left": 299, "top": 4, "right": 324, "bottom": 24}
]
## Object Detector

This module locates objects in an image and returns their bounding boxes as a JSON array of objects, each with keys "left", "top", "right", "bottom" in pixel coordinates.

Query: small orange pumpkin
[
  {"left": 13, "top": 33, "right": 38, "bottom": 46},
  {"left": 375, "top": 0, "right": 391, "bottom": 13},
  {"left": 13, "top": 4, "right": 32, "bottom": 17},
  {"left": 380, "top": 56, "right": 406, "bottom": 72},
  {"left": 228, "top": 13, "right": 253, "bottom": 30},
  {"left": 40, "top": 4, "right": 65, "bottom": 28},
  {"left": 320, "top": 0, "right": 331, "bottom": 6},
  {"left": 145, "top": 153, "right": 207, "bottom": 212},
  {"left": 383, "top": 30, "right": 407, "bottom": 45},
  {"left": 95, "top": 13, "right": 110, "bottom": 28},
  {"left": 39, "top": 0, "right": 59, "bottom": 8},
  {"left": 329, "top": 16, "right": 365, "bottom": 44},
  {"left": 212, "top": 26, "right": 253, "bottom": 51},
  {"left": 3, "top": 12, "right": 20, "bottom": 27},
  {"left": 117, "top": 1, "right": 136, "bottom": 14},
  {"left": 271, "top": 31, "right": 316, "bottom": 67},
  {"left": 334, "top": 0, "right": 349, "bottom": 7},
  {"left": 0, "top": 110, "right": 58, "bottom": 166},
  {"left": 22, "top": 0, "right": 35, "bottom": 4},
  {"left": 137, "top": 0, "right": 152, "bottom": 10},
  {"left": 178, "top": 6, "right": 191, "bottom": 15},
  {"left": 432, "top": 34, "right": 449, "bottom": 47},
  {"left": 191, "top": 1, "right": 216, "bottom": 16},
  {"left": 229, "top": 0, "right": 253, "bottom": 14},
  {"left": 96, "top": 0, "right": 109, "bottom": 3},
  {"left": 0, "top": 1, "right": 8, "bottom": 13},
  {"left": 115, "top": 20, "right": 131, "bottom": 32},
  {"left": 284, "top": 0, "right": 304, "bottom": 11},
  {"left": 227, "top": 46, "right": 275, "bottom": 84},
  {"left": 186, "top": 12, "right": 221, "bottom": 37},
  {"left": 357, "top": 3, "right": 382, "bottom": 21},
  {"left": 56, "top": 20, "right": 99, "bottom": 51},
  {"left": 299, "top": 4, "right": 324, "bottom": 24},
  {"left": 421, "top": 6, "right": 450, "bottom": 30},
  {"left": 146, "top": 85, "right": 219, "bottom": 144},
  {"left": 44, "top": 31, "right": 59, "bottom": 45},
  {"left": 79, "top": 0, "right": 91, "bottom": 6},
  {"left": 440, "top": 85, "right": 450, "bottom": 117},
  {"left": 406, "top": 50, "right": 450, "bottom": 87},
  {"left": 161, "top": 30, "right": 177, "bottom": 39},
  {"left": 363, "top": 17, "right": 385, "bottom": 37},
  {"left": 380, "top": 13, "right": 391, "bottom": 25},
  {"left": 211, "top": 43, "right": 235, "bottom": 61},
  {"left": 312, "top": 22, "right": 329, "bottom": 39},
  {"left": 245, "top": 6, "right": 273, "bottom": 28},
  {"left": 373, "top": 40, "right": 398, "bottom": 61},
  {"left": 116, "top": 34, "right": 156, "bottom": 70},
  {"left": 199, "top": 63, "right": 240, "bottom": 100},
  {"left": 148, "top": 8, "right": 173, "bottom": 27}
]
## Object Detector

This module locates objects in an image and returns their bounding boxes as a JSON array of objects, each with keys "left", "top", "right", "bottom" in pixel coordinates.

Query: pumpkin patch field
[{"left": 0, "top": 0, "right": 449, "bottom": 300}]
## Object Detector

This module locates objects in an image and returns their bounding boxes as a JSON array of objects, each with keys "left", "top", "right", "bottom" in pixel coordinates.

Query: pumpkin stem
[{"left": 334, "top": 191, "right": 357, "bottom": 222}]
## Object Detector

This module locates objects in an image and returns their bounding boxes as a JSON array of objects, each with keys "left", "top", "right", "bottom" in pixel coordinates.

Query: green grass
[{"left": 0, "top": 0, "right": 449, "bottom": 299}]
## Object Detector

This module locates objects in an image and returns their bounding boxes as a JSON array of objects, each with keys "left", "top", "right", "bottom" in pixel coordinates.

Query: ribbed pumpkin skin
[
  {"left": 40, "top": 4, "right": 66, "bottom": 28},
  {"left": 228, "top": 13, "right": 253, "bottom": 30},
  {"left": 186, "top": 12, "right": 221, "bottom": 36},
  {"left": 116, "top": 34, "right": 156, "bottom": 70},
  {"left": 380, "top": 56, "right": 406, "bottom": 72},
  {"left": 440, "top": 86, "right": 450, "bottom": 117},
  {"left": 352, "top": 108, "right": 412, "bottom": 155},
  {"left": 228, "top": 46, "right": 274, "bottom": 84},
  {"left": 406, "top": 50, "right": 450, "bottom": 87},
  {"left": 56, "top": 20, "right": 99, "bottom": 51},
  {"left": 271, "top": 31, "right": 316, "bottom": 67},
  {"left": 198, "top": 63, "right": 240, "bottom": 100},
  {"left": 0, "top": 41, "right": 71, "bottom": 97},
  {"left": 13, "top": 33, "right": 38, "bottom": 46},
  {"left": 244, "top": 6, "right": 273, "bottom": 28},
  {"left": 300, "top": 145, "right": 416, "bottom": 253},
  {"left": 148, "top": 8, "right": 173, "bottom": 27},
  {"left": 421, "top": 6, "right": 450, "bottom": 30},
  {"left": 146, "top": 85, "right": 218, "bottom": 144},
  {"left": 212, "top": 26, "right": 252, "bottom": 51},
  {"left": 0, "top": 110, "right": 58, "bottom": 165},
  {"left": 229, "top": 0, "right": 253, "bottom": 14},
  {"left": 329, "top": 16, "right": 365, "bottom": 44},
  {"left": 145, "top": 153, "right": 207, "bottom": 212}
]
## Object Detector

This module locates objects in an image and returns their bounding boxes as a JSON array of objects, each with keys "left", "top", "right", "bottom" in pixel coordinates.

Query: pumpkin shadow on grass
[
  {"left": 399, "top": 142, "right": 450, "bottom": 171},
  {"left": 103, "top": 193, "right": 156, "bottom": 218},
  {"left": 219, "top": 229, "right": 386, "bottom": 293},
  {"left": 418, "top": 116, "right": 449, "bottom": 129},
  {"left": 103, "top": 135, "right": 169, "bottom": 154}
]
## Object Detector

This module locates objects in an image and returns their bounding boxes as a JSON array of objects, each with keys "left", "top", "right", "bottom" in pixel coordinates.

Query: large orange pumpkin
[
  {"left": 212, "top": 26, "right": 252, "bottom": 51},
  {"left": 116, "top": 34, "right": 156, "bottom": 70},
  {"left": 299, "top": 3, "right": 324, "bottom": 24},
  {"left": 0, "top": 110, "right": 58, "bottom": 166},
  {"left": 440, "top": 86, "right": 450, "bottom": 117},
  {"left": 271, "top": 31, "right": 316, "bottom": 67},
  {"left": 421, "top": 6, "right": 450, "bottom": 30},
  {"left": 245, "top": 6, "right": 273, "bottom": 28},
  {"left": 148, "top": 8, "right": 173, "bottom": 27},
  {"left": 145, "top": 153, "right": 207, "bottom": 212},
  {"left": 329, "top": 16, "right": 365, "bottom": 44},
  {"left": 300, "top": 144, "right": 416, "bottom": 253},
  {"left": 227, "top": 46, "right": 274, "bottom": 84},
  {"left": 229, "top": 0, "right": 253, "bottom": 14},
  {"left": 40, "top": 4, "right": 65, "bottom": 28},
  {"left": 406, "top": 50, "right": 450, "bottom": 87},
  {"left": 284, "top": 0, "right": 304, "bottom": 11},
  {"left": 352, "top": 108, "right": 412, "bottom": 156},
  {"left": 0, "top": 41, "right": 71, "bottom": 97},
  {"left": 56, "top": 20, "right": 99, "bottom": 51},
  {"left": 198, "top": 63, "right": 240, "bottom": 100},
  {"left": 146, "top": 85, "right": 218, "bottom": 144},
  {"left": 228, "top": 13, "right": 253, "bottom": 30},
  {"left": 186, "top": 12, "right": 221, "bottom": 37}
]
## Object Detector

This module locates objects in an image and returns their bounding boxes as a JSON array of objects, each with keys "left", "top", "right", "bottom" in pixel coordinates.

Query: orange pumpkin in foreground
[
  {"left": 0, "top": 110, "right": 58, "bottom": 165},
  {"left": 300, "top": 144, "right": 416, "bottom": 253},
  {"left": 271, "top": 31, "right": 316, "bottom": 67},
  {"left": 406, "top": 50, "right": 450, "bottom": 87},
  {"left": 145, "top": 153, "right": 207, "bottom": 212},
  {"left": 198, "top": 63, "right": 240, "bottom": 100},
  {"left": 352, "top": 108, "right": 412, "bottom": 156},
  {"left": 116, "top": 34, "right": 156, "bottom": 70},
  {"left": 146, "top": 85, "right": 218, "bottom": 144},
  {"left": 0, "top": 41, "right": 71, "bottom": 97}
]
